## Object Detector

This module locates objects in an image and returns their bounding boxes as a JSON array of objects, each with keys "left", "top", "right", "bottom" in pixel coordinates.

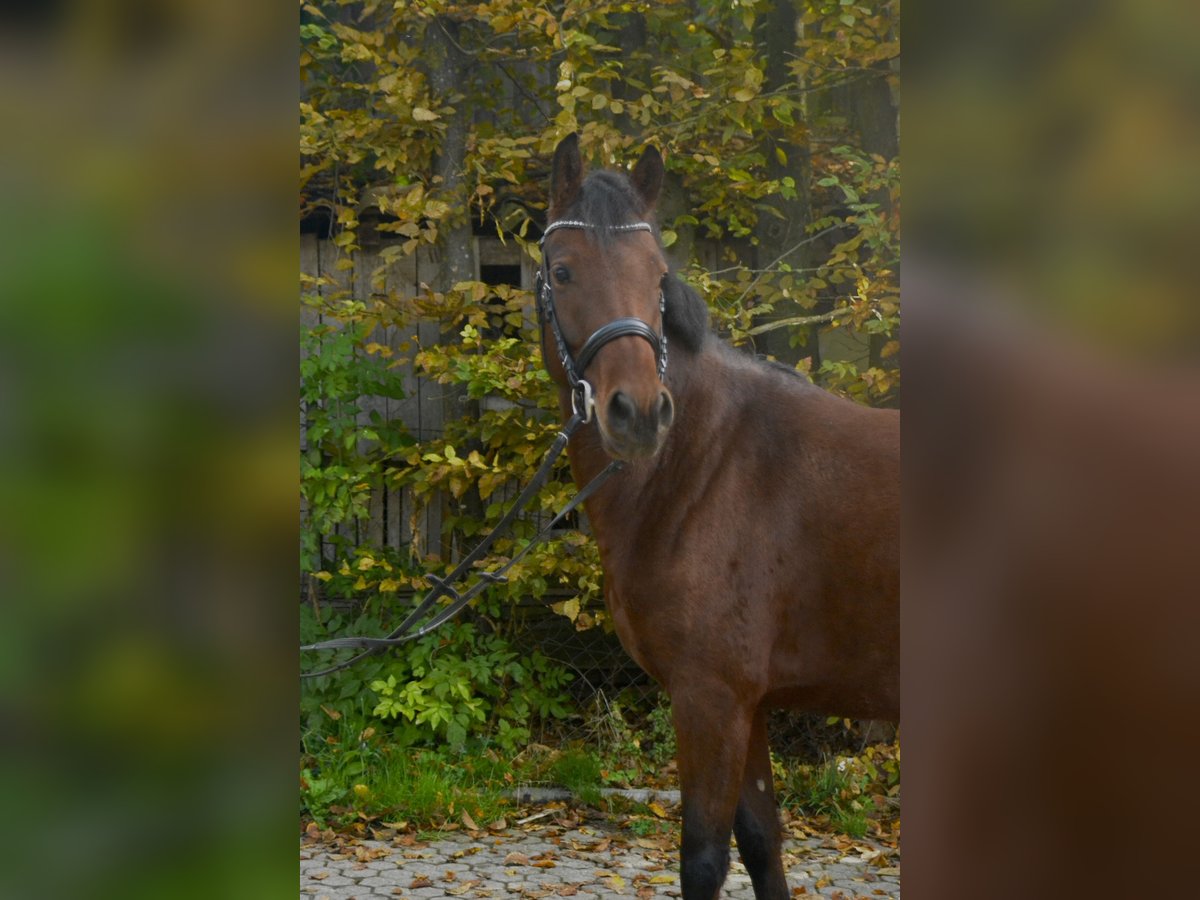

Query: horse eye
[{"left": 552, "top": 265, "right": 571, "bottom": 285}]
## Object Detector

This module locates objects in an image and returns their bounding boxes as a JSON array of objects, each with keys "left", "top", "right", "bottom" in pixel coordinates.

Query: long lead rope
[{"left": 300, "top": 410, "right": 622, "bottom": 679}]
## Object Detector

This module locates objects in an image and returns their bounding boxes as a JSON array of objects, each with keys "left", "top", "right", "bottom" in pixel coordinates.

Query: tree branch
[
  {"left": 743, "top": 308, "right": 844, "bottom": 336},
  {"left": 733, "top": 224, "right": 840, "bottom": 308}
]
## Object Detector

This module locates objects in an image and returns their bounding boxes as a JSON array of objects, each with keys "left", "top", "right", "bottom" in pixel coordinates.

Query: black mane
[{"left": 662, "top": 274, "right": 710, "bottom": 354}]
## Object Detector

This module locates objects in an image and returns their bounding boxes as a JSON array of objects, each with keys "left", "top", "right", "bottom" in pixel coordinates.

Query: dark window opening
[{"left": 480, "top": 263, "right": 523, "bottom": 339}]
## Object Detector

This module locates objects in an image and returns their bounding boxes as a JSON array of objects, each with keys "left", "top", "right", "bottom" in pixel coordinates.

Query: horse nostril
[
  {"left": 658, "top": 391, "right": 674, "bottom": 428},
  {"left": 608, "top": 391, "right": 636, "bottom": 428}
]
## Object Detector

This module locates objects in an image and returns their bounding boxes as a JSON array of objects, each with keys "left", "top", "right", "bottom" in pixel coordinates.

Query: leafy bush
[
  {"left": 300, "top": 312, "right": 411, "bottom": 573},
  {"left": 368, "top": 623, "right": 574, "bottom": 753}
]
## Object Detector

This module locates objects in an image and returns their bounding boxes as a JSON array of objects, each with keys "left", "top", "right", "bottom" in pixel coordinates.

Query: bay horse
[{"left": 536, "top": 134, "right": 899, "bottom": 899}]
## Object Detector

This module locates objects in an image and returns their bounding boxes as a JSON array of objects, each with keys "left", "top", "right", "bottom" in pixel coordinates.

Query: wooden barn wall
[{"left": 301, "top": 232, "right": 535, "bottom": 570}]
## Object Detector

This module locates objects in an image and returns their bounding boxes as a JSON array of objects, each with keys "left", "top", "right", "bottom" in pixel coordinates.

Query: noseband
[{"left": 536, "top": 220, "right": 668, "bottom": 422}]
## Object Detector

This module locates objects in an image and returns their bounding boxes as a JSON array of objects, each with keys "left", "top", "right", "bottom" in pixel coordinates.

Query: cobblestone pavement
[{"left": 300, "top": 820, "right": 900, "bottom": 899}]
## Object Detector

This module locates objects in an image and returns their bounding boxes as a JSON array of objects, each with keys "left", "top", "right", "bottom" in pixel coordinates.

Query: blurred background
[
  {"left": 905, "top": 0, "right": 1200, "bottom": 897},
  {"left": 0, "top": 1, "right": 296, "bottom": 897}
]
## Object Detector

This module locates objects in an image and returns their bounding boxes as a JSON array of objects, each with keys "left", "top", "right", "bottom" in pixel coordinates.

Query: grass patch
[
  {"left": 374, "top": 750, "right": 513, "bottom": 824},
  {"left": 777, "top": 742, "right": 900, "bottom": 840},
  {"left": 549, "top": 748, "right": 603, "bottom": 806},
  {"left": 300, "top": 700, "right": 898, "bottom": 844},
  {"left": 301, "top": 736, "right": 516, "bottom": 830}
]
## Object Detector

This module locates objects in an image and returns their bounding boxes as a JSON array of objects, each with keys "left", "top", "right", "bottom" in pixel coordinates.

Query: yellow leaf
[
  {"left": 314, "top": 570, "right": 333, "bottom": 582},
  {"left": 649, "top": 875, "right": 675, "bottom": 884},
  {"left": 596, "top": 871, "right": 626, "bottom": 891},
  {"left": 412, "top": 106, "right": 439, "bottom": 121},
  {"left": 648, "top": 801, "right": 668, "bottom": 818}
]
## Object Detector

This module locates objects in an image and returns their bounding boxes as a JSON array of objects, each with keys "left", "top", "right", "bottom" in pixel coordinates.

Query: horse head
[{"left": 539, "top": 133, "right": 675, "bottom": 460}]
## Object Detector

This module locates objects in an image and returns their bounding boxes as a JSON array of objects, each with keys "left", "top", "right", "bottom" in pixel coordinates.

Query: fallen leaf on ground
[{"left": 636, "top": 837, "right": 672, "bottom": 850}]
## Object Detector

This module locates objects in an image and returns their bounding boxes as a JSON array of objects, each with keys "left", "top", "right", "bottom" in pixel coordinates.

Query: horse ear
[
  {"left": 630, "top": 144, "right": 664, "bottom": 213},
  {"left": 550, "top": 133, "right": 584, "bottom": 216}
]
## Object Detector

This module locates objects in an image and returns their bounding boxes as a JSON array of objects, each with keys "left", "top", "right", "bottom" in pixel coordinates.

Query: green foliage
[
  {"left": 579, "top": 693, "right": 678, "bottom": 789},
  {"left": 550, "top": 749, "right": 604, "bottom": 807},
  {"left": 367, "top": 623, "right": 574, "bottom": 753},
  {"left": 301, "top": 738, "right": 516, "bottom": 830},
  {"left": 777, "top": 742, "right": 900, "bottom": 839},
  {"left": 300, "top": 312, "right": 411, "bottom": 572}
]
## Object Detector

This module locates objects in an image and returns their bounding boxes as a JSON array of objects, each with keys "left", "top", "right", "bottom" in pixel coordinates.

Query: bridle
[{"left": 536, "top": 219, "right": 668, "bottom": 422}]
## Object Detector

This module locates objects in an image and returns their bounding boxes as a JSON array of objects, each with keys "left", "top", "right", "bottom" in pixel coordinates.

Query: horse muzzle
[{"left": 596, "top": 386, "right": 675, "bottom": 460}]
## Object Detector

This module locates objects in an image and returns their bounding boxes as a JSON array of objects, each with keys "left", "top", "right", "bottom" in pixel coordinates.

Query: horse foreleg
[
  {"left": 733, "top": 707, "right": 789, "bottom": 899},
  {"left": 672, "top": 685, "right": 752, "bottom": 900}
]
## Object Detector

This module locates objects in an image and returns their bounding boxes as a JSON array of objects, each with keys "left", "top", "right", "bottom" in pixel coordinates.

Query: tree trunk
[
  {"left": 753, "top": 0, "right": 814, "bottom": 364},
  {"left": 427, "top": 17, "right": 478, "bottom": 562}
]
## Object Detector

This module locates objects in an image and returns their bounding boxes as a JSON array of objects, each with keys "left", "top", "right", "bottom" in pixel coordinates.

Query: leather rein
[{"left": 300, "top": 218, "right": 667, "bottom": 679}]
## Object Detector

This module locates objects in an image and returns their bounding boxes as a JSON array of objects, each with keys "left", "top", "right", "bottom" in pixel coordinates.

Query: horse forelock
[{"left": 561, "top": 171, "right": 655, "bottom": 246}]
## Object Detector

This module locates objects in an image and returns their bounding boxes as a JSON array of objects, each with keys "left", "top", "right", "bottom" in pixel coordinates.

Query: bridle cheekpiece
[{"left": 536, "top": 220, "right": 668, "bottom": 423}]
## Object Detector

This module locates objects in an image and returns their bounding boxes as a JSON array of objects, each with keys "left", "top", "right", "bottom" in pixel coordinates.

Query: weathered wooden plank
[{"left": 476, "top": 234, "right": 521, "bottom": 268}]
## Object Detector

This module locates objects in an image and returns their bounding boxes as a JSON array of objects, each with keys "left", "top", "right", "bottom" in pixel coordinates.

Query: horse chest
[{"left": 602, "top": 574, "right": 686, "bottom": 685}]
